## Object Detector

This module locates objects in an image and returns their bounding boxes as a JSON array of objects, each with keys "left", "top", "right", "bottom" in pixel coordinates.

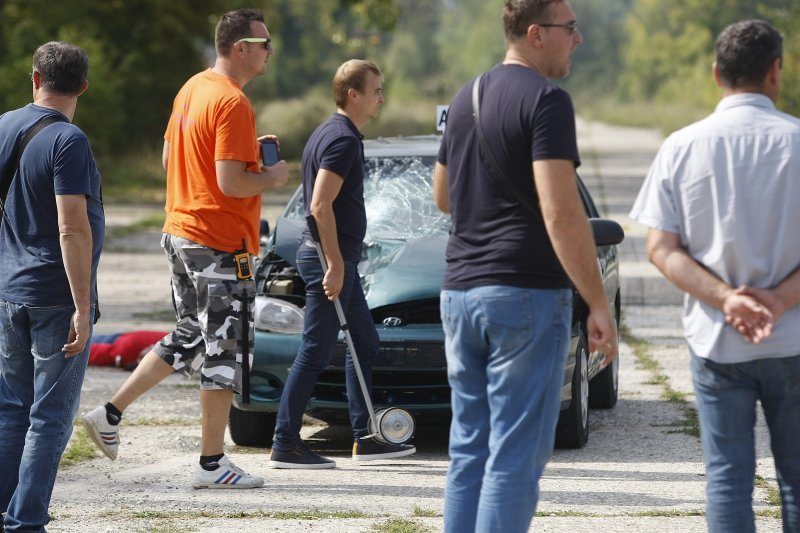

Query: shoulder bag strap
[
  {"left": 1, "top": 115, "right": 67, "bottom": 220},
  {"left": 471, "top": 74, "right": 538, "bottom": 215}
]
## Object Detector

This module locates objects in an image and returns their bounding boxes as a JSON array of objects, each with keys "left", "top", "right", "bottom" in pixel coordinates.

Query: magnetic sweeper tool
[{"left": 306, "top": 215, "right": 415, "bottom": 444}]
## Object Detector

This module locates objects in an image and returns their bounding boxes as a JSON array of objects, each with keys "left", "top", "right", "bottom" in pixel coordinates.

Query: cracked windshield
[{"left": 363, "top": 156, "right": 450, "bottom": 242}]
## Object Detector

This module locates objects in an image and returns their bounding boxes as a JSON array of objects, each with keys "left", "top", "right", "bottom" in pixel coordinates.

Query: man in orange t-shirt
[{"left": 81, "top": 8, "right": 288, "bottom": 489}]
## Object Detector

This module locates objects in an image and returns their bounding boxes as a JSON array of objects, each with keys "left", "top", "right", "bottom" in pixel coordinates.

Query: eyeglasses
[
  {"left": 236, "top": 37, "right": 272, "bottom": 51},
  {"left": 539, "top": 20, "right": 579, "bottom": 35}
]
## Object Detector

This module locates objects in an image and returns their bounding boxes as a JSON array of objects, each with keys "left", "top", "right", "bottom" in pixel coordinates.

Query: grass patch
[
  {"left": 168, "top": 382, "right": 200, "bottom": 390},
  {"left": 105, "top": 212, "right": 165, "bottom": 241},
  {"left": 412, "top": 507, "right": 440, "bottom": 518},
  {"left": 538, "top": 509, "right": 707, "bottom": 518},
  {"left": 99, "top": 146, "right": 166, "bottom": 203},
  {"left": 60, "top": 425, "right": 97, "bottom": 467},
  {"left": 755, "top": 475, "right": 783, "bottom": 507},
  {"left": 537, "top": 510, "right": 603, "bottom": 517},
  {"left": 371, "top": 518, "right": 433, "bottom": 533},
  {"left": 108, "top": 509, "right": 375, "bottom": 520},
  {"left": 619, "top": 323, "right": 700, "bottom": 438},
  {"left": 763, "top": 485, "right": 783, "bottom": 507},
  {"left": 632, "top": 510, "right": 705, "bottom": 518},
  {"left": 266, "top": 510, "right": 373, "bottom": 520}
]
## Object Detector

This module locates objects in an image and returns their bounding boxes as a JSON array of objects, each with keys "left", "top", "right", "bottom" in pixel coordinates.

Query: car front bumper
[{"left": 233, "top": 324, "right": 450, "bottom": 416}]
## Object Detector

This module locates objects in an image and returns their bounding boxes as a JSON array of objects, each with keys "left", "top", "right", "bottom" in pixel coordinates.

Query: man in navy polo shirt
[{"left": 269, "top": 60, "right": 415, "bottom": 469}]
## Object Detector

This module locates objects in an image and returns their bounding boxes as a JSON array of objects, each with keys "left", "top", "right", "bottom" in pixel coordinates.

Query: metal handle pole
[{"left": 306, "top": 215, "right": 379, "bottom": 435}]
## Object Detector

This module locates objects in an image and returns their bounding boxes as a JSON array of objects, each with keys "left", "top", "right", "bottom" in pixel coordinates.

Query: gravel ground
[{"left": 41, "top": 120, "right": 784, "bottom": 532}]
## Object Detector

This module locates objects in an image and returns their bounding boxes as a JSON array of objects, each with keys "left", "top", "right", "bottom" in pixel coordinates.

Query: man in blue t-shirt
[
  {"left": 433, "top": 2, "right": 617, "bottom": 531},
  {"left": 269, "top": 60, "right": 415, "bottom": 469},
  {"left": 0, "top": 42, "right": 104, "bottom": 531}
]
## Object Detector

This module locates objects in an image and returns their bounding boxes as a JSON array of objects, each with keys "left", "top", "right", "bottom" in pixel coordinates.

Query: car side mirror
[
  {"left": 589, "top": 218, "right": 624, "bottom": 246},
  {"left": 260, "top": 219, "right": 270, "bottom": 237}
]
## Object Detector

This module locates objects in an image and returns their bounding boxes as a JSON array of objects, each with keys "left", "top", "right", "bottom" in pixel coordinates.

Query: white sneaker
[
  {"left": 192, "top": 455, "right": 264, "bottom": 489},
  {"left": 80, "top": 406, "right": 119, "bottom": 461}
]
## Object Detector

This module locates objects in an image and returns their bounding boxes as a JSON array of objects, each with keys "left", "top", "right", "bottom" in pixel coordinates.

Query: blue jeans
[
  {"left": 0, "top": 299, "right": 93, "bottom": 532},
  {"left": 691, "top": 352, "right": 800, "bottom": 533},
  {"left": 273, "top": 245, "right": 378, "bottom": 449},
  {"left": 440, "top": 286, "right": 571, "bottom": 533}
]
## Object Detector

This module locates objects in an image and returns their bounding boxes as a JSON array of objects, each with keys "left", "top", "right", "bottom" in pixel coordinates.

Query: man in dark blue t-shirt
[
  {"left": 433, "top": 1, "right": 617, "bottom": 531},
  {"left": 269, "top": 60, "right": 415, "bottom": 469},
  {"left": 0, "top": 42, "right": 103, "bottom": 531}
]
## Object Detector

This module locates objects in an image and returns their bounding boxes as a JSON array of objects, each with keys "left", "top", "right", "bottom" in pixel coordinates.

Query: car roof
[{"left": 363, "top": 135, "right": 442, "bottom": 158}]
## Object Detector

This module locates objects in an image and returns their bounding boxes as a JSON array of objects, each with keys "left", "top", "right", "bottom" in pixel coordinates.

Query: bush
[
  {"left": 255, "top": 92, "right": 442, "bottom": 161},
  {"left": 363, "top": 98, "right": 440, "bottom": 138},
  {"left": 98, "top": 144, "right": 166, "bottom": 203},
  {"left": 255, "top": 89, "right": 332, "bottom": 161}
]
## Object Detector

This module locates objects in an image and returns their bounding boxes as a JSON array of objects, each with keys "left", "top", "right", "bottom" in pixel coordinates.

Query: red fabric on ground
[{"left": 89, "top": 331, "right": 168, "bottom": 368}]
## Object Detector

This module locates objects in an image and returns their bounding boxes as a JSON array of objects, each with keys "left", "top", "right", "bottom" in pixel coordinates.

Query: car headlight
[{"left": 254, "top": 296, "right": 304, "bottom": 334}]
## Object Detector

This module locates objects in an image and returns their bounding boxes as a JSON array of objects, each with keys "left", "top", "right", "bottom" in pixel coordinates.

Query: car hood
[
  {"left": 360, "top": 236, "right": 447, "bottom": 308},
  {"left": 272, "top": 216, "right": 446, "bottom": 309}
]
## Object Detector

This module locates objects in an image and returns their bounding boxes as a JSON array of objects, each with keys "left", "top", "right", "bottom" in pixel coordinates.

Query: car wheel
[
  {"left": 228, "top": 405, "right": 276, "bottom": 448},
  {"left": 555, "top": 326, "right": 589, "bottom": 449},
  {"left": 588, "top": 348, "right": 619, "bottom": 409},
  {"left": 589, "top": 304, "right": 620, "bottom": 409}
]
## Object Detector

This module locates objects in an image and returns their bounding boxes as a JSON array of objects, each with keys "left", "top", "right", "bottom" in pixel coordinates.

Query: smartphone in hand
[{"left": 260, "top": 139, "right": 280, "bottom": 166}]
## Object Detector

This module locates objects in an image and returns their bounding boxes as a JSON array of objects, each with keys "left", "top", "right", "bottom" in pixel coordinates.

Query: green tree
[
  {"left": 0, "top": 0, "right": 225, "bottom": 155},
  {"left": 0, "top": 0, "right": 399, "bottom": 158},
  {"left": 620, "top": 0, "right": 793, "bottom": 109},
  {"left": 436, "top": 0, "right": 506, "bottom": 95},
  {"left": 245, "top": 0, "right": 399, "bottom": 103},
  {"left": 766, "top": 2, "right": 800, "bottom": 115},
  {"left": 565, "top": 0, "right": 634, "bottom": 95},
  {"left": 380, "top": 0, "right": 445, "bottom": 101},
  {"left": 619, "top": 0, "right": 714, "bottom": 106}
]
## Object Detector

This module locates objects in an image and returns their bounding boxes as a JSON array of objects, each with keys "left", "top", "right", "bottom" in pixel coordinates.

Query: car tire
[
  {"left": 589, "top": 302, "right": 620, "bottom": 409},
  {"left": 588, "top": 348, "right": 619, "bottom": 409},
  {"left": 555, "top": 326, "right": 589, "bottom": 449},
  {"left": 228, "top": 406, "right": 276, "bottom": 448}
]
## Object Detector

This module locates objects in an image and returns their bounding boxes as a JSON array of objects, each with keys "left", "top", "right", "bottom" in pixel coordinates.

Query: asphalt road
[{"left": 45, "top": 120, "right": 783, "bottom": 532}]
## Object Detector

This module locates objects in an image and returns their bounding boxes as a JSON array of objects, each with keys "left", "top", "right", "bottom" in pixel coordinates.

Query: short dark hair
[
  {"left": 332, "top": 59, "right": 382, "bottom": 109},
  {"left": 503, "top": 0, "right": 562, "bottom": 40},
  {"left": 32, "top": 41, "right": 89, "bottom": 95},
  {"left": 715, "top": 20, "right": 783, "bottom": 89},
  {"left": 215, "top": 8, "right": 265, "bottom": 56}
]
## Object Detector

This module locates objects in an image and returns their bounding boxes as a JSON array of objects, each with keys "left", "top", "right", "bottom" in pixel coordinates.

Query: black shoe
[
  {"left": 268, "top": 441, "right": 336, "bottom": 469},
  {"left": 352, "top": 437, "right": 416, "bottom": 462}
]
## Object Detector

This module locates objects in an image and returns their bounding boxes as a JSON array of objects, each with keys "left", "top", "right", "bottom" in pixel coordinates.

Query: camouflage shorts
[{"left": 153, "top": 234, "right": 255, "bottom": 391}]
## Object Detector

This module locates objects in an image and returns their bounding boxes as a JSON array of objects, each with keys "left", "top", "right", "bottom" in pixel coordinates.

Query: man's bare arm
[
  {"left": 433, "top": 162, "right": 450, "bottom": 213},
  {"left": 309, "top": 169, "right": 346, "bottom": 300},
  {"left": 57, "top": 194, "right": 93, "bottom": 357},
  {"left": 162, "top": 140, "right": 170, "bottom": 171},
  {"left": 216, "top": 159, "right": 289, "bottom": 198},
  {"left": 647, "top": 228, "right": 773, "bottom": 342},
  {"left": 533, "top": 159, "right": 617, "bottom": 361}
]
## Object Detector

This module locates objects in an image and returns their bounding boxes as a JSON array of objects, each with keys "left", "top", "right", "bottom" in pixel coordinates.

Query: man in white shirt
[{"left": 630, "top": 19, "right": 800, "bottom": 533}]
